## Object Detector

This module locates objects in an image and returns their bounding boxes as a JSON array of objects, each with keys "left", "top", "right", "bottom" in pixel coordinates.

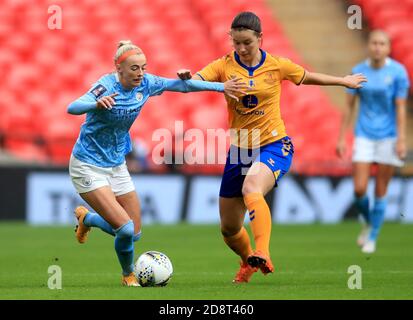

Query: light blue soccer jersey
[
  {"left": 68, "top": 73, "right": 224, "bottom": 167},
  {"left": 347, "top": 58, "right": 410, "bottom": 139}
]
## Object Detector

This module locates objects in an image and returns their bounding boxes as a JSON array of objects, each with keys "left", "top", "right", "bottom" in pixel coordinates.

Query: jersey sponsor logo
[
  {"left": 90, "top": 84, "right": 107, "bottom": 98},
  {"left": 136, "top": 92, "right": 143, "bottom": 101},
  {"left": 235, "top": 108, "right": 265, "bottom": 116},
  {"left": 242, "top": 94, "right": 258, "bottom": 109}
]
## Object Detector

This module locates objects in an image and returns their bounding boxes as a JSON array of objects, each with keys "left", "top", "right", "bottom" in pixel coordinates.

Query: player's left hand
[
  {"left": 343, "top": 73, "right": 367, "bottom": 89},
  {"left": 396, "top": 139, "right": 407, "bottom": 160}
]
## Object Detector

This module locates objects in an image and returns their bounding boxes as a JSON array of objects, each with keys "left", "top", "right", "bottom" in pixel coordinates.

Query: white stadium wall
[{"left": 23, "top": 171, "right": 413, "bottom": 225}]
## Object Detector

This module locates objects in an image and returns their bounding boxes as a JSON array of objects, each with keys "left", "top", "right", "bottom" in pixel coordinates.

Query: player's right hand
[
  {"left": 177, "top": 69, "right": 192, "bottom": 80},
  {"left": 336, "top": 139, "right": 346, "bottom": 159},
  {"left": 96, "top": 93, "right": 118, "bottom": 110},
  {"left": 223, "top": 77, "right": 248, "bottom": 102}
]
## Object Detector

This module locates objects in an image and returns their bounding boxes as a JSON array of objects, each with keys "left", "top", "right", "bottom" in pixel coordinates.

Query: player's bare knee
[
  {"left": 220, "top": 227, "right": 241, "bottom": 238},
  {"left": 375, "top": 187, "right": 387, "bottom": 198},
  {"left": 241, "top": 179, "right": 260, "bottom": 196},
  {"left": 354, "top": 186, "right": 367, "bottom": 198}
]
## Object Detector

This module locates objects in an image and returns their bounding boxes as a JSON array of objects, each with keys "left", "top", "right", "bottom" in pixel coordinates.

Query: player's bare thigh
[
  {"left": 79, "top": 186, "right": 130, "bottom": 229},
  {"left": 219, "top": 197, "right": 246, "bottom": 236},
  {"left": 116, "top": 191, "right": 141, "bottom": 234},
  {"left": 352, "top": 162, "right": 371, "bottom": 197},
  {"left": 242, "top": 162, "right": 275, "bottom": 196}
]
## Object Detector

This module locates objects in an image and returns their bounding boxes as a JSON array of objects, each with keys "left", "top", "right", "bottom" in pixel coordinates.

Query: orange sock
[
  {"left": 223, "top": 227, "right": 253, "bottom": 262},
  {"left": 244, "top": 193, "right": 271, "bottom": 256}
]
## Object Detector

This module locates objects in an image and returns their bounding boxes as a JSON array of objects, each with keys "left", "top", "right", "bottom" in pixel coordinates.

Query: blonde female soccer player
[
  {"left": 337, "top": 30, "right": 410, "bottom": 254},
  {"left": 178, "top": 12, "right": 367, "bottom": 283},
  {"left": 67, "top": 40, "right": 246, "bottom": 287}
]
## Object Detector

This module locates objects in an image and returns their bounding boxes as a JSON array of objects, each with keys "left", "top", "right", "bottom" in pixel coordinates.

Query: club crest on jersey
[
  {"left": 264, "top": 72, "right": 278, "bottom": 84},
  {"left": 91, "top": 84, "right": 107, "bottom": 98},
  {"left": 136, "top": 92, "right": 143, "bottom": 101}
]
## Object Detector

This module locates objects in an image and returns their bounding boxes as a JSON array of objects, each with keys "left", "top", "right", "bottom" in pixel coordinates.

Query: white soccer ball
[{"left": 134, "top": 251, "right": 173, "bottom": 287}]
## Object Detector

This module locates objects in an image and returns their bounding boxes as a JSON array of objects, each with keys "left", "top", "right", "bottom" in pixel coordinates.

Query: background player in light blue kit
[
  {"left": 67, "top": 40, "right": 247, "bottom": 286},
  {"left": 337, "top": 30, "right": 410, "bottom": 254}
]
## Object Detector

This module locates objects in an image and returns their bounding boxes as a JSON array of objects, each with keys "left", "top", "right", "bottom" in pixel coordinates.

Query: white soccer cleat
[
  {"left": 357, "top": 225, "right": 371, "bottom": 247},
  {"left": 361, "top": 240, "right": 376, "bottom": 254}
]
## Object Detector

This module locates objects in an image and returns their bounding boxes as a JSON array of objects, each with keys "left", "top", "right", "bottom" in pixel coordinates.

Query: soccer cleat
[
  {"left": 357, "top": 225, "right": 371, "bottom": 247},
  {"left": 74, "top": 206, "right": 91, "bottom": 244},
  {"left": 232, "top": 261, "right": 258, "bottom": 283},
  {"left": 361, "top": 240, "right": 376, "bottom": 254},
  {"left": 121, "top": 272, "right": 140, "bottom": 287},
  {"left": 247, "top": 250, "right": 274, "bottom": 275}
]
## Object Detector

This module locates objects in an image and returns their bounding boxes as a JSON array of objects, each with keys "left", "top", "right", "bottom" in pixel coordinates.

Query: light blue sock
[
  {"left": 114, "top": 221, "right": 135, "bottom": 276},
  {"left": 83, "top": 212, "right": 142, "bottom": 241},
  {"left": 355, "top": 195, "right": 370, "bottom": 224},
  {"left": 83, "top": 212, "right": 115, "bottom": 236},
  {"left": 369, "top": 197, "right": 387, "bottom": 241}
]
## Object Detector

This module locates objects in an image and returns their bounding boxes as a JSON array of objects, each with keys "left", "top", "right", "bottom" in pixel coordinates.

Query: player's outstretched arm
[
  {"left": 175, "top": 69, "right": 247, "bottom": 101},
  {"left": 163, "top": 77, "right": 247, "bottom": 101},
  {"left": 303, "top": 72, "right": 367, "bottom": 89},
  {"left": 68, "top": 93, "right": 118, "bottom": 115}
]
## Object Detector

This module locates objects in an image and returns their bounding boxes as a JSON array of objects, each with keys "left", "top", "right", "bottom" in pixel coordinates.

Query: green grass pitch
[{"left": 0, "top": 222, "right": 412, "bottom": 299}]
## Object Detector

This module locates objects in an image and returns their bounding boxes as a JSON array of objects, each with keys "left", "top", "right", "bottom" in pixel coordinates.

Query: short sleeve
[
  {"left": 196, "top": 57, "right": 226, "bottom": 82},
  {"left": 280, "top": 58, "right": 306, "bottom": 85},
  {"left": 145, "top": 73, "right": 168, "bottom": 96},
  {"left": 395, "top": 65, "right": 410, "bottom": 99}
]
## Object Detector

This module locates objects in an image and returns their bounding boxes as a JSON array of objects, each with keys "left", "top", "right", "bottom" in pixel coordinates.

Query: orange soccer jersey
[{"left": 197, "top": 50, "right": 306, "bottom": 148}]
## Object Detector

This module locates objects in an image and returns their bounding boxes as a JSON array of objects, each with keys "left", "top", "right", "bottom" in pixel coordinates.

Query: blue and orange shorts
[{"left": 219, "top": 136, "right": 294, "bottom": 198}]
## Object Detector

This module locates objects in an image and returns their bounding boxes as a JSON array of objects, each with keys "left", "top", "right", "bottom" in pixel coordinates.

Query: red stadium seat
[
  {"left": 0, "top": 0, "right": 354, "bottom": 174},
  {"left": 5, "top": 140, "right": 49, "bottom": 164}
]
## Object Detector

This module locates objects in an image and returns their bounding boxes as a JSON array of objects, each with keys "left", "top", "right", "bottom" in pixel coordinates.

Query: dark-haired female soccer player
[
  {"left": 178, "top": 12, "right": 367, "bottom": 283},
  {"left": 68, "top": 40, "right": 247, "bottom": 287}
]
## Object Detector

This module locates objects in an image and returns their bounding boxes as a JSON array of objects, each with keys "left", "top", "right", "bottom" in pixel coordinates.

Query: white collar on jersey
[
  {"left": 366, "top": 57, "right": 391, "bottom": 67},
  {"left": 115, "top": 72, "right": 120, "bottom": 82}
]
